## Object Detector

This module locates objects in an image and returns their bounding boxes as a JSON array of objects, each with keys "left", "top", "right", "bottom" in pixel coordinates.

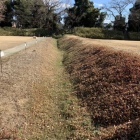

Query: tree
[
  {"left": 43, "top": 0, "right": 62, "bottom": 32},
  {"left": 128, "top": 0, "right": 140, "bottom": 32},
  {"left": 0, "top": 0, "right": 6, "bottom": 22},
  {"left": 104, "top": 0, "right": 131, "bottom": 18},
  {"left": 30, "top": 0, "right": 46, "bottom": 28},
  {"left": 0, "top": 0, "right": 13, "bottom": 27},
  {"left": 64, "top": 0, "right": 106, "bottom": 29},
  {"left": 0, "top": 0, "right": 62, "bottom": 34},
  {"left": 13, "top": 0, "right": 33, "bottom": 28},
  {"left": 104, "top": 0, "right": 133, "bottom": 30}
]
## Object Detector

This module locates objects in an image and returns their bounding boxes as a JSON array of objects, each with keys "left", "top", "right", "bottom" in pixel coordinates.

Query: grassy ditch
[
  {"left": 58, "top": 35, "right": 140, "bottom": 139},
  {"left": 20, "top": 38, "right": 96, "bottom": 139},
  {"left": 26, "top": 38, "right": 97, "bottom": 140},
  {"left": 0, "top": 38, "right": 96, "bottom": 139}
]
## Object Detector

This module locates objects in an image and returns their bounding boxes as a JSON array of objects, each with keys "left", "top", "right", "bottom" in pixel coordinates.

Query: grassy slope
[{"left": 58, "top": 35, "right": 140, "bottom": 139}]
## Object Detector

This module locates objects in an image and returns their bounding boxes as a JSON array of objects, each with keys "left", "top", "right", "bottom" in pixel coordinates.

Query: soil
[{"left": 0, "top": 36, "right": 34, "bottom": 50}]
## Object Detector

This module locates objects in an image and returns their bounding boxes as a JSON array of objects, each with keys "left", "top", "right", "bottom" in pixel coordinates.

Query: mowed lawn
[
  {"left": 69, "top": 35, "right": 140, "bottom": 55},
  {"left": 0, "top": 36, "right": 34, "bottom": 50}
]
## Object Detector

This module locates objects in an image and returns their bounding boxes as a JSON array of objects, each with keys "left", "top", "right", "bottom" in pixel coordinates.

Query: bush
[
  {"left": 0, "top": 27, "right": 50, "bottom": 36},
  {"left": 129, "top": 32, "right": 140, "bottom": 40},
  {"left": 73, "top": 27, "right": 124, "bottom": 40},
  {"left": 58, "top": 35, "right": 140, "bottom": 139}
]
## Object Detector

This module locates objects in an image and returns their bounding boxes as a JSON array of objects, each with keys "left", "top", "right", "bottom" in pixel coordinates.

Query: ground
[
  {"left": 0, "top": 35, "right": 140, "bottom": 139},
  {"left": 0, "top": 37, "right": 64, "bottom": 139},
  {"left": 68, "top": 35, "right": 140, "bottom": 56},
  {"left": 0, "top": 36, "right": 33, "bottom": 50},
  {"left": 0, "top": 36, "right": 94, "bottom": 139}
]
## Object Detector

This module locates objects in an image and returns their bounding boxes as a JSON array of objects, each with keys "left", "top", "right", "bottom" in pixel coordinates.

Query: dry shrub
[
  {"left": 0, "top": 129, "right": 18, "bottom": 140},
  {"left": 105, "top": 119, "right": 140, "bottom": 140},
  {"left": 58, "top": 36, "right": 140, "bottom": 139}
]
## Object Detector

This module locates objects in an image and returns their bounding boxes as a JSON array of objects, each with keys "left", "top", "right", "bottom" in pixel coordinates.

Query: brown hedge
[{"left": 58, "top": 36, "right": 140, "bottom": 139}]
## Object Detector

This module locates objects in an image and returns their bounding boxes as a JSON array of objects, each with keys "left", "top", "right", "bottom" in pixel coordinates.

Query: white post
[{"left": 25, "top": 42, "right": 27, "bottom": 51}]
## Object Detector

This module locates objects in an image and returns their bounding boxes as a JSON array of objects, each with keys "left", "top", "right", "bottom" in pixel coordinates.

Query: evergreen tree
[
  {"left": 0, "top": 0, "right": 13, "bottom": 27},
  {"left": 64, "top": 0, "right": 106, "bottom": 29},
  {"left": 0, "top": 0, "right": 6, "bottom": 21},
  {"left": 13, "top": 0, "right": 33, "bottom": 28},
  {"left": 128, "top": 1, "right": 140, "bottom": 32},
  {"left": 30, "top": 0, "right": 46, "bottom": 28},
  {"left": 0, "top": 0, "right": 62, "bottom": 34},
  {"left": 13, "top": 0, "right": 61, "bottom": 29}
]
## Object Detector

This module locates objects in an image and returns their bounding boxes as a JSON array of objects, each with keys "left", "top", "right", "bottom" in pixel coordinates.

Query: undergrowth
[{"left": 58, "top": 35, "right": 140, "bottom": 139}]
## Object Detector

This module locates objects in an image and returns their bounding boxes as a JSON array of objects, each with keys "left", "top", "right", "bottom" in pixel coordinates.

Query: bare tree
[
  {"left": 127, "top": 0, "right": 135, "bottom": 5},
  {"left": 0, "top": 0, "right": 6, "bottom": 21},
  {"left": 104, "top": 0, "right": 134, "bottom": 18},
  {"left": 103, "top": 0, "right": 135, "bottom": 30},
  {"left": 44, "top": 0, "right": 61, "bottom": 11}
]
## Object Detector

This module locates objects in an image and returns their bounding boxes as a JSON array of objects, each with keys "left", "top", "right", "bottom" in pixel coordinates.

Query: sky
[
  {"left": 66, "top": 0, "right": 109, "bottom": 7},
  {"left": 67, "top": 0, "right": 110, "bottom": 7},
  {"left": 63, "top": 0, "right": 134, "bottom": 23}
]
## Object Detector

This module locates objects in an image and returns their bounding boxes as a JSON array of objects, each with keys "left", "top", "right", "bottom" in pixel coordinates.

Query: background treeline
[
  {"left": 0, "top": 0, "right": 106, "bottom": 35},
  {"left": 0, "top": 0, "right": 140, "bottom": 37},
  {"left": 0, "top": 0, "right": 62, "bottom": 34}
]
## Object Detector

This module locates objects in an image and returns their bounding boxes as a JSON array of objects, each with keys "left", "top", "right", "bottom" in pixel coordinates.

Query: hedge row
[
  {"left": 0, "top": 27, "right": 50, "bottom": 36},
  {"left": 129, "top": 32, "right": 140, "bottom": 40},
  {"left": 73, "top": 27, "right": 140, "bottom": 40},
  {"left": 73, "top": 27, "right": 124, "bottom": 40}
]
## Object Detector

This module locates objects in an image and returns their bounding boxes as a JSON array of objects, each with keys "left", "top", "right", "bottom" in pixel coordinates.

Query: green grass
[{"left": 53, "top": 45, "right": 96, "bottom": 139}]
